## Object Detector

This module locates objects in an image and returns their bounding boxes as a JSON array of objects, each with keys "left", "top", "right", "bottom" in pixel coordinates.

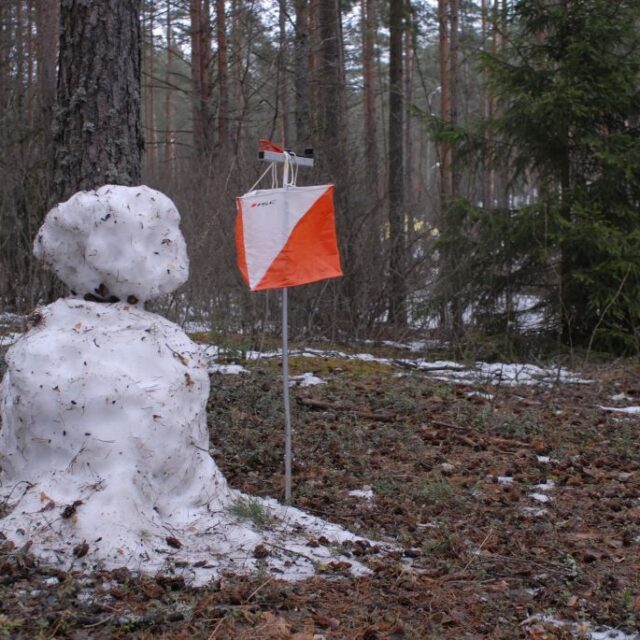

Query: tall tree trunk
[
  {"left": 438, "top": 0, "right": 451, "bottom": 205},
  {"left": 404, "top": 12, "right": 416, "bottom": 247},
  {"left": 448, "top": 0, "right": 459, "bottom": 195},
  {"left": 164, "top": 1, "right": 174, "bottom": 167},
  {"left": 34, "top": 0, "right": 58, "bottom": 124},
  {"left": 388, "top": 0, "right": 406, "bottom": 326},
  {"left": 190, "top": 0, "right": 213, "bottom": 159},
  {"left": 0, "top": 3, "right": 6, "bottom": 111},
  {"left": 16, "top": 0, "right": 25, "bottom": 115},
  {"left": 314, "top": 0, "right": 346, "bottom": 184},
  {"left": 293, "top": 0, "right": 310, "bottom": 149},
  {"left": 26, "top": 0, "right": 35, "bottom": 124},
  {"left": 230, "top": 0, "right": 245, "bottom": 149},
  {"left": 438, "top": 0, "right": 463, "bottom": 340},
  {"left": 362, "top": 0, "right": 378, "bottom": 195},
  {"left": 143, "top": 0, "right": 156, "bottom": 171},
  {"left": 54, "top": 0, "right": 143, "bottom": 202},
  {"left": 216, "top": 0, "right": 229, "bottom": 150}
]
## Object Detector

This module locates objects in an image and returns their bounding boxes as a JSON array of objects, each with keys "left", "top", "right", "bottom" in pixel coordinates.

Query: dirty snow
[
  {"left": 202, "top": 345, "right": 591, "bottom": 388},
  {"left": 33, "top": 185, "right": 189, "bottom": 303},
  {"left": 529, "top": 492, "right": 552, "bottom": 503},
  {"left": 523, "top": 614, "right": 638, "bottom": 640},
  {"left": 599, "top": 405, "right": 640, "bottom": 415},
  {"left": 209, "top": 363, "right": 248, "bottom": 375},
  {"left": 348, "top": 487, "right": 374, "bottom": 501},
  {"left": 290, "top": 372, "right": 326, "bottom": 387}
]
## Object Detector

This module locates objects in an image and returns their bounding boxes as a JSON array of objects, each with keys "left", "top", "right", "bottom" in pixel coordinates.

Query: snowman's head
[{"left": 34, "top": 185, "right": 189, "bottom": 304}]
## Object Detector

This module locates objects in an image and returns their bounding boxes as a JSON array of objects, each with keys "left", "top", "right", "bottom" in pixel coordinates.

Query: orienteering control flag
[{"left": 236, "top": 184, "right": 343, "bottom": 291}]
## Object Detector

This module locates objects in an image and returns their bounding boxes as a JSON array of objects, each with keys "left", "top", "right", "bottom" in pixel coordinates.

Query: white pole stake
[
  {"left": 257, "top": 145, "right": 315, "bottom": 505},
  {"left": 282, "top": 152, "right": 292, "bottom": 504},
  {"left": 282, "top": 286, "right": 292, "bottom": 504}
]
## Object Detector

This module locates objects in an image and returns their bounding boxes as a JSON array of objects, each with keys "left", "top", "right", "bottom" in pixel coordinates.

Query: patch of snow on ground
[
  {"left": 610, "top": 392, "right": 634, "bottom": 402},
  {"left": 466, "top": 391, "right": 494, "bottom": 399},
  {"left": 290, "top": 372, "right": 326, "bottom": 387},
  {"left": 529, "top": 492, "right": 552, "bottom": 503},
  {"left": 380, "top": 340, "right": 427, "bottom": 352},
  {"left": 523, "top": 614, "right": 638, "bottom": 640},
  {"left": 201, "top": 345, "right": 592, "bottom": 388},
  {"left": 521, "top": 507, "right": 548, "bottom": 517},
  {"left": 533, "top": 480, "right": 555, "bottom": 491},
  {"left": 497, "top": 476, "right": 514, "bottom": 484},
  {"left": 348, "top": 487, "right": 374, "bottom": 501},
  {"left": 599, "top": 405, "right": 640, "bottom": 415},
  {"left": 209, "top": 363, "right": 248, "bottom": 375}
]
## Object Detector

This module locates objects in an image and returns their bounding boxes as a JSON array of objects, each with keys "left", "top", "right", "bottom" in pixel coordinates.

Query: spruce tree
[{"left": 482, "top": 0, "right": 640, "bottom": 352}]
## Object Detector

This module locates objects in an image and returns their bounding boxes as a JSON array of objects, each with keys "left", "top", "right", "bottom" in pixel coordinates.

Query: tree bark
[
  {"left": 164, "top": 1, "right": 174, "bottom": 166},
  {"left": 293, "top": 0, "right": 310, "bottom": 149},
  {"left": 362, "top": 0, "right": 378, "bottom": 195},
  {"left": 190, "top": 0, "right": 214, "bottom": 159},
  {"left": 216, "top": 0, "right": 229, "bottom": 150},
  {"left": 388, "top": 0, "right": 406, "bottom": 326},
  {"left": 54, "top": 0, "right": 143, "bottom": 202},
  {"left": 34, "top": 0, "right": 58, "bottom": 123},
  {"left": 314, "top": 0, "right": 346, "bottom": 184}
]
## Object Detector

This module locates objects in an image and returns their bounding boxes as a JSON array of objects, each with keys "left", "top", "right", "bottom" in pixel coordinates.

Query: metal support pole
[
  {"left": 257, "top": 145, "right": 314, "bottom": 506},
  {"left": 282, "top": 287, "right": 292, "bottom": 504}
]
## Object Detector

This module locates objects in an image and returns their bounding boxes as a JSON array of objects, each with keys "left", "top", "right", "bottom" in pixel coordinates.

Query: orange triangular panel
[
  {"left": 235, "top": 198, "right": 249, "bottom": 286},
  {"left": 253, "top": 185, "right": 342, "bottom": 290}
]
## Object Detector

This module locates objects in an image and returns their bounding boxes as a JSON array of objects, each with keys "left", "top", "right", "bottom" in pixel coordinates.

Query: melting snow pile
[{"left": 0, "top": 185, "right": 375, "bottom": 584}]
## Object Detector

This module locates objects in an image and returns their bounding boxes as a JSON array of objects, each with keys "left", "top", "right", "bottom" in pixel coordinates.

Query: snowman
[{"left": 0, "top": 185, "right": 377, "bottom": 582}]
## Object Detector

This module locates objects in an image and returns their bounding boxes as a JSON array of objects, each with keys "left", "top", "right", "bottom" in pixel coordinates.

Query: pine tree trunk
[
  {"left": 143, "top": 1, "right": 156, "bottom": 172},
  {"left": 293, "top": 0, "right": 310, "bottom": 149},
  {"left": 164, "top": 3, "right": 174, "bottom": 167},
  {"left": 54, "top": 0, "right": 143, "bottom": 202},
  {"left": 438, "top": 0, "right": 451, "bottom": 204},
  {"left": 277, "top": 0, "right": 290, "bottom": 146},
  {"left": 314, "top": 0, "right": 346, "bottom": 183},
  {"left": 34, "top": 0, "right": 58, "bottom": 124},
  {"left": 388, "top": 0, "right": 406, "bottom": 326},
  {"left": 216, "top": 0, "right": 229, "bottom": 150},
  {"left": 362, "top": 0, "right": 378, "bottom": 195},
  {"left": 190, "top": 0, "right": 213, "bottom": 159}
]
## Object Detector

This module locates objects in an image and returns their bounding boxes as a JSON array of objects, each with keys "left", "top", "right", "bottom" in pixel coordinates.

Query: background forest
[{"left": 1, "top": 0, "right": 640, "bottom": 356}]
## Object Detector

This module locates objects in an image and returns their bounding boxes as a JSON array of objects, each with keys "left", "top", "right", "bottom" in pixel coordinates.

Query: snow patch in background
[
  {"left": 33, "top": 185, "right": 188, "bottom": 303},
  {"left": 213, "top": 345, "right": 591, "bottom": 387}
]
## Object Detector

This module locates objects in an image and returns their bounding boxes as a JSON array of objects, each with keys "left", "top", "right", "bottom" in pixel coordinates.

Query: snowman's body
[{"left": 0, "top": 186, "right": 374, "bottom": 581}]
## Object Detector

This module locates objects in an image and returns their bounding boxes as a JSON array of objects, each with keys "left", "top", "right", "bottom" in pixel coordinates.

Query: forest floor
[{"left": 1, "top": 329, "right": 639, "bottom": 639}]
